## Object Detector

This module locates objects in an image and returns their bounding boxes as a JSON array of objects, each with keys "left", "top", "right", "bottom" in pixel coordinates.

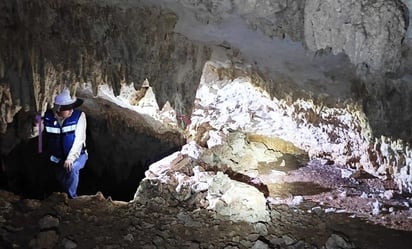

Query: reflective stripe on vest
[
  {"left": 45, "top": 126, "right": 61, "bottom": 134},
  {"left": 45, "top": 124, "right": 77, "bottom": 134}
]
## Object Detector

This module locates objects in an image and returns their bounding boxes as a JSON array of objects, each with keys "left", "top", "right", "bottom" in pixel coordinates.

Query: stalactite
[
  {"left": 92, "top": 72, "right": 98, "bottom": 96},
  {"left": 0, "top": 0, "right": 204, "bottom": 141},
  {"left": 30, "top": 48, "right": 40, "bottom": 113},
  {"left": 17, "top": 56, "right": 23, "bottom": 79},
  {"left": 0, "top": 58, "right": 4, "bottom": 79}
]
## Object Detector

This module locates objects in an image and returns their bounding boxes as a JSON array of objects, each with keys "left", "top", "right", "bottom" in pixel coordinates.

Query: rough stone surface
[
  {"left": 190, "top": 63, "right": 412, "bottom": 193},
  {"left": 1, "top": 0, "right": 411, "bottom": 141},
  {"left": 179, "top": 0, "right": 305, "bottom": 41},
  {"left": 1, "top": 156, "right": 412, "bottom": 248},
  {"left": 0, "top": 1, "right": 412, "bottom": 247},
  {"left": 135, "top": 149, "right": 270, "bottom": 223},
  {"left": 305, "top": 0, "right": 408, "bottom": 73},
  {"left": 0, "top": 0, "right": 210, "bottom": 134}
]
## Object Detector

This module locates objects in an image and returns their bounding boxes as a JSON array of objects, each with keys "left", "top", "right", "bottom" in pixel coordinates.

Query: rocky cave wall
[
  {"left": 0, "top": 0, "right": 207, "bottom": 199},
  {"left": 0, "top": 0, "right": 210, "bottom": 146},
  {"left": 167, "top": 0, "right": 412, "bottom": 142},
  {"left": 0, "top": 0, "right": 412, "bottom": 198}
]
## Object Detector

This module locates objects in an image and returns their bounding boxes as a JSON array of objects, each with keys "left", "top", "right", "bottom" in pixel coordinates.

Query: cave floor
[{"left": 1, "top": 161, "right": 412, "bottom": 249}]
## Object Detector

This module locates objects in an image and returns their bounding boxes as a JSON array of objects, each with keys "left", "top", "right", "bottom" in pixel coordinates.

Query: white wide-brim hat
[{"left": 54, "top": 89, "right": 83, "bottom": 111}]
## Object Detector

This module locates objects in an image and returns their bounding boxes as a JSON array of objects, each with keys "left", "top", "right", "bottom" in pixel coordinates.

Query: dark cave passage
[
  {"left": 76, "top": 144, "right": 183, "bottom": 201},
  {"left": 1, "top": 129, "right": 184, "bottom": 202}
]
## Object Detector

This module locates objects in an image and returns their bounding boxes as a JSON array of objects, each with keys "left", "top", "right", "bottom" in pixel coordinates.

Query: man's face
[{"left": 57, "top": 109, "right": 73, "bottom": 118}]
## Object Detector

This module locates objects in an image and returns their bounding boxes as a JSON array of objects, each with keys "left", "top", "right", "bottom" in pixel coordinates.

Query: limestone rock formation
[
  {"left": 305, "top": 0, "right": 409, "bottom": 73},
  {"left": 0, "top": 0, "right": 411, "bottom": 222},
  {"left": 0, "top": 1, "right": 412, "bottom": 247},
  {"left": 0, "top": 0, "right": 210, "bottom": 139},
  {"left": 134, "top": 148, "right": 270, "bottom": 223}
]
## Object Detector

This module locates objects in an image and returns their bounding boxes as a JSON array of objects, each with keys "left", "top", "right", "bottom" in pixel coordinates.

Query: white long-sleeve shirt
[{"left": 66, "top": 112, "right": 87, "bottom": 162}]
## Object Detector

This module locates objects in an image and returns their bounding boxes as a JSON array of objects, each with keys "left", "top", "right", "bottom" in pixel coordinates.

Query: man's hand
[{"left": 64, "top": 159, "right": 74, "bottom": 172}]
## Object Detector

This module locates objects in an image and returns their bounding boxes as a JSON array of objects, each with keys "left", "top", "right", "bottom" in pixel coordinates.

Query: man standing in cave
[{"left": 42, "top": 88, "right": 88, "bottom": 198}]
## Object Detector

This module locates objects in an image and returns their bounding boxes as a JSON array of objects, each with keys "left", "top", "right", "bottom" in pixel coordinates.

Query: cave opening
[
  {"left": 0, "top": 89, "right": 187, "bottom": 202},
  {"left": 1, "top": 127, "right": 185, "bottom": 202}
]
